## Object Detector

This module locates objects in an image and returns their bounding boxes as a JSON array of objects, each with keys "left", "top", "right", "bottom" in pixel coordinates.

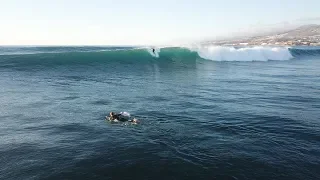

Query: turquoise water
[{"left": 0, "top": 46, "right": 320, "bottom": 180}]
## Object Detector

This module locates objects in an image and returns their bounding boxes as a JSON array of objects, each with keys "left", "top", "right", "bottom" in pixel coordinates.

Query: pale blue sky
[{"left": 0, "top": 0, "right": 319, "bottom": 45}]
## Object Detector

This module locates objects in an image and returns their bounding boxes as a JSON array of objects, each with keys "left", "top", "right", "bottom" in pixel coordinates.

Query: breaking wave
[{"left": 0, "top": 45, "right": 319, "bottom": 69}]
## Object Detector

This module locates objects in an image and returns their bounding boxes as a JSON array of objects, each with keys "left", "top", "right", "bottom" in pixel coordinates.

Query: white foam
[{"left": 190, "top": 45, "right": 294, "bottom": 61}]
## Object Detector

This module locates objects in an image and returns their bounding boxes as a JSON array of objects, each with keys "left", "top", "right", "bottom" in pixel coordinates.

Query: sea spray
[{"left": 190, "top": 45, "right": 294, "bottom": 61}]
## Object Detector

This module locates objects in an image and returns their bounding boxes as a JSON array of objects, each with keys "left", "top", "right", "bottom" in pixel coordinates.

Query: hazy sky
[{"left": 1, "top": 0, "right": 320, "bottom": 45}]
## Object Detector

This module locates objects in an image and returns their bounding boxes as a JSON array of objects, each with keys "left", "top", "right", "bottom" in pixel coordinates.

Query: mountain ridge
[{"left": 203, "top": 24, "right": 320, "bottom": 46}]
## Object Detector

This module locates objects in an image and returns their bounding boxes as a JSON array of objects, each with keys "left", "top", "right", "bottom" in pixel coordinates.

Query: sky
[{"left": 0, "top": 0, "right": 320, "bottom": 45}]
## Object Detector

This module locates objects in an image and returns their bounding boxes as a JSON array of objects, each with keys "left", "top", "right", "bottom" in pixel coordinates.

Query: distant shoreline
[
  {"left": 202, "top": 44, "right": 320, "bottom": 47},
  {"left": 202, "top": 40, "right": 320, "bottom": 47},
  {"left": 202, "top": 24, "right": 320, "bottom": 47}
]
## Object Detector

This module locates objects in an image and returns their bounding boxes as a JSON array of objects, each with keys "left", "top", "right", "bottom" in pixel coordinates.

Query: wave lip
[{"left": 191, "top": 46, "right": 294, "bottom": 61}]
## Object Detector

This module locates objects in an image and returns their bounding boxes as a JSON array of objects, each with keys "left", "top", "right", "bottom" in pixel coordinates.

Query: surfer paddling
[{"left": 106, "top": 112, "right": 139, "bottom": 124}]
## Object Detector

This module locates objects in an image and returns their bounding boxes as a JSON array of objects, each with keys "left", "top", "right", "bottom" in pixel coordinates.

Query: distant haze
[
  {"left": 200, "top": 21, "right": 320, "bottom": 43},
  {"left": 1, "top": 0, "right": 320, "bottom": 45}
]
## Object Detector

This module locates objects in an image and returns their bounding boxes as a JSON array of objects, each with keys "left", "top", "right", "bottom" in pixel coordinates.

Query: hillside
[
  {"left": 204, "top": 24, "right": 320, "bottom": 46},
  {"left": 280, "top": 24, "right": 320, "bottom": 37}
]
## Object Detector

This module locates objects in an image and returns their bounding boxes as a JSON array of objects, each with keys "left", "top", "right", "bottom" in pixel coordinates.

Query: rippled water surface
[{"left": 0, "top": 47, "right": 320, "bottom": 180}]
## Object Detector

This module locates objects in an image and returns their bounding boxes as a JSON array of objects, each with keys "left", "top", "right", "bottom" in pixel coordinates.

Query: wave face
[{"left": 0, "top": 46, "right": 319, "bottom": 69}]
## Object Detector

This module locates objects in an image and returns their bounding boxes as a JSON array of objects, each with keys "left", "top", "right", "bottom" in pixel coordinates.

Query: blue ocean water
[{"left": 0, "top": 46, "right": 320, "bottom": 180}]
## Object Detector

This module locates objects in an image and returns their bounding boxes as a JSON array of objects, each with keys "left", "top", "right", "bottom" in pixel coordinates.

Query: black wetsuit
[{"left": 113, "top": 114, "right": 128, "bottom": 122}]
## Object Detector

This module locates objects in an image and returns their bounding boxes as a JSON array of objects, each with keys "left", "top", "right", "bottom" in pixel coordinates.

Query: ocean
[{"left": 0, "top": 46, "right": 319, "bottom": 180}]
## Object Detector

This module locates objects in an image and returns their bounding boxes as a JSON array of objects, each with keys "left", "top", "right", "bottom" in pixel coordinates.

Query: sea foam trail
[{"left": 191, "top": 46, "right": 294, "bottom": 61}]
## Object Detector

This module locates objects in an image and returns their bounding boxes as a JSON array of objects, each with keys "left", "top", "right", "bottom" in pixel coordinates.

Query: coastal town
[{"left": 203, "top": 24, "right": 320, "bottom": 46}]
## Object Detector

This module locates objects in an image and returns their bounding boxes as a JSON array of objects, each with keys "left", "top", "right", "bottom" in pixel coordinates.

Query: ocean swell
[{"left": 0, "top": 46, "right": 320, "bottom": 69}]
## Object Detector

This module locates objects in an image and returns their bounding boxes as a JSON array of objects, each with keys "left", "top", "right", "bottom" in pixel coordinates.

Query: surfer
[
  {"left": 108, "top": 112, "right": 121, "bottom": 121},
  {"left": 107, "top": 112, "right": 139, "bottom": 124},
  {"left": 152, "top": 48, "right": 155, "bottom": 54}
]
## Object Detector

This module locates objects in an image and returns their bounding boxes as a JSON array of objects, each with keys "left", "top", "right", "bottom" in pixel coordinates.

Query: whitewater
[
  {"left": 1, "top": 45, "right": 319, "bottom": 62},
  {"left": 189, "top": 46, "right": 294, "bottom": 61}
]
